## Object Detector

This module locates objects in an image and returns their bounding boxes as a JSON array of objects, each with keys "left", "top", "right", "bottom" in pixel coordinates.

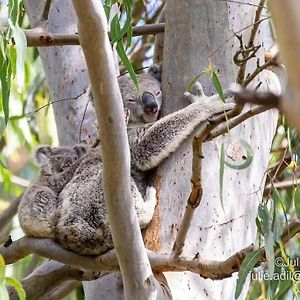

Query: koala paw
[{"left": 184, "top": 81, "right": 206, "bottom": 103}]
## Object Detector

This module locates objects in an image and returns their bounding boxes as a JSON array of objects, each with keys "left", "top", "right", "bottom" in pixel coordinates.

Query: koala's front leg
[
  {"left": 132, "top": 82, "right": 235, "bottom": 172},
  {"left": 18, "top": 186, "right": 57, "bottom": 238},
  {"left": 133, "top": 184, "right": 157, "bottom": 228}
]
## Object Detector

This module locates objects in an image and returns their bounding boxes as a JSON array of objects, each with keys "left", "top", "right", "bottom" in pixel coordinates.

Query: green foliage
[
  {"left": 235, "top": 250, "right": 262, "bottom": 299},
  {"left": 105, "top": 0, "right": 140, "bottom": 92},
  {"left": 0, "top": 0, "right": 26, "bottom": 135},
  {"left": 0, "top": 255, "right": 26, "bottom": 300},
  {"left": 187, "top": 64, "right": 225, "bottom": 102},
  {"left": 219, "top": 142, "right": 225, "bottom": 211}
]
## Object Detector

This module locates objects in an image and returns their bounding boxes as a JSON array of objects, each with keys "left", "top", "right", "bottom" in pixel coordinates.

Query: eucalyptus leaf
[
  {"left": 275, "top": 276, "right": 291, "bottom": 298},
  {"left": 5, "top": 277, "right": 26, "bottom": 300},
  {"left": 258, "top": 204, "right": 270, "bottom": 235},
  {"left": 293, "top": 189, "right": 300, "bottom": 217},
  {"left": 116, "top": 40, "right": 139, "bottom": 92},
  {"left": 187, "top": 71, "right": 205, "bottom": 92},
  {"left": 0, "top": 283, "right": 9, "bottom": 300},
  {"left": 219, "top": 142, "right": 225, "bottom": 211},
  {"left": 9, "top": 21, "right": 27, "bottom": 92},
  {"left": 0, "top": 116, "right": 5, "bottom": 139},
  {"left": 235, "top": 250, "right": 261, "bottom": 299},
  {"left": 211, "top": 71, "right": 225, "bottom": 102},
  {"left": 224, "top": 139, "right": 253, "bottom": 170},
  {"left": 0, "top": 255, "right": 6, "bottom": 282},
  {"left": 265, "top": 231, "right": 275, "bottom": 276}
]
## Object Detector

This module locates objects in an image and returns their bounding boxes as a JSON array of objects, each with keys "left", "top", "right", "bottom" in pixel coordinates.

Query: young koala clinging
[{"left": 18, "top": 145, "right": 87, "bottom": 238}]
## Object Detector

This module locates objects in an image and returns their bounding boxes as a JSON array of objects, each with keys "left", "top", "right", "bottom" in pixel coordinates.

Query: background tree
[{"left": 0, "top": 0, "right": 300, "bottom": 299}]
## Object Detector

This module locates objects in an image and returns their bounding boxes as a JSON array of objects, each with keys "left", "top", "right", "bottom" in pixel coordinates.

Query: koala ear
[
  {"left": 147, "top": 63, "right": 162, "bottom": 83},
  {"left": 73, "top": 144, "right": 88, "bottom": 158},
  {"left": 35, "top": 146, "right": 51, "bottom": 165}
]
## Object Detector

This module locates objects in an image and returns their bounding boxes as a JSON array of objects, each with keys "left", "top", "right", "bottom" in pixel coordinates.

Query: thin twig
[
  {"left": 172, "top": 136, "right": 204, "bottom": 257},
  {"left": 264, "top": 178, "right": 300, "bottom": 193},
  {"left": 244, "top": 54, "right": 279, "bottom": 87},
  {"left": 208, "top": 17, "right": 269, "bottom": 61},
  {"left": 235, "top": 0, "right": 267, "bottom": 84},
  {"left": 10, "top": 90, "right": 86, "bottom": 120},
  {"left": 42, "top": 0, "right": 52, "bottom": 21},
  {"left": 206, "top": 105, "right": 271, "bottom": 141}
]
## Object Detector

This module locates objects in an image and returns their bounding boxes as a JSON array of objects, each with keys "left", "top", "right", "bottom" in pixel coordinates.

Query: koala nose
[
  {"left": 141, "top": 92, "right": 158, "bottom": 113},
  {"left": 64, "top": 156, "right": 73, "bottom": 164}
]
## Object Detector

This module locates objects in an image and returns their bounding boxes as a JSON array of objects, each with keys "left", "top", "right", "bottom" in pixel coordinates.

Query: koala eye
[
  {"left": 156, "top": 90, "right": 161, "bottom": 96},
  {"left": 55, "top": 155, "right": 62, "bottom": 160},
  {"left": 74, "top": 156, "right": 78, "bottom": 161},
  {"left": 127, "top": 98, "right": 136, "bottom": 103}
]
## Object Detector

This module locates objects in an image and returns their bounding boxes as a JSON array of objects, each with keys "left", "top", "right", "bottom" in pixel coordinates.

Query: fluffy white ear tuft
[{"left": 35, "top": 146, "right": 51, "bottom": 165}]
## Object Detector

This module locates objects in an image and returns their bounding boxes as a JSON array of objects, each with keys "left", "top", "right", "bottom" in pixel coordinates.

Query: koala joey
[
  {"left": 53, "top": 66, "right": 235, "bottom": 256},
  {"left": 18, "top": 145, "right": 88, "bottom": 238}
]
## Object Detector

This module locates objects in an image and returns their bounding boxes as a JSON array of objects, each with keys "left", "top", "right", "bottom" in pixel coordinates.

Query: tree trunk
[
  {"left": 157, "top": 0, "right": 278, "bottom": 298},
  {"left": 24, "top": 0, "right": 97, "bottom": 146}
]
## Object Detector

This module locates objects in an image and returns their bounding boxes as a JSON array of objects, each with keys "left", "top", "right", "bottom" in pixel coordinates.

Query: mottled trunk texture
[{"left": 157, "top": 0, "right": 277, "bottom": 299}]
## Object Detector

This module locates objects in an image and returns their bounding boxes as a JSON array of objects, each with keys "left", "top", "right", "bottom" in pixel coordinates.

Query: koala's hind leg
[
  {"left": 135, "top": 186, "right": 157, "bottom": 228},
  {"left": 18, "top": 187, "right": 56, "bottom": 238}
]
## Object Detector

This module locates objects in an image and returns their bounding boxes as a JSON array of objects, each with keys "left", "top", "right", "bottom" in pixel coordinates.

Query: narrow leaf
[
  {"left": 0, "top": 255, "right": 6, "bottom": 282},
  {"left": 235, "top": 250, "right": 261, "bottom": 299},
  {"left": 224, "top": 139, "right": 253, "bottom": 170},
  {"left": 265, "top": 231, "right": 275, "bottom": 276},
  {"left": 0, "top": 116, "right": 5, "bottom": 139},
  {"left": 5, "top": 277, "right": 26, "bottom": 300},
  {"left": 294, "top": 188, "right": 300, "bottom": 217},
  {"left": 275, "top": 276, "right": 291, "bottom": 298},
  {"left": 9, "top": 22, "right": 27, "bottom": 92},
  {"left": 187, "top": 71, "right": 205, "bottom": 92},
  {"left": 116, "top": 41, "right": 139, "bottom": 92},
  {"left": 211, "top": 71, "right": 225, "bottom": 102},
  {"left": 0, "top": 283, "right": 9, "bottom": 300},
  {"left": 258, "top": 204, "right": 270, "bottom": 235},
  {"left": 219, "top": 142, "right": 225, "bottom": 211}
]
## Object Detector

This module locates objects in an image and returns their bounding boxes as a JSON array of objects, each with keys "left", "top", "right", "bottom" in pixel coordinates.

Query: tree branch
[
  {"left": 42, "top": 0, "right": 52, "bottom": 21},
  {"left": 206, "top": 105, "right": 271, "bottom": 141},
  {"left": 172, "top": 135, "right": 204, "bottom": 257},
  {"left": 2, "top": 218, "right": 300, "bottom": 281},
  {"left": 8, "top": 260, "right": 98, "bottom": 300},
  {"left": 71, "top": 0, "right": 161, "bottom": 298},
  {"left": 1, "top": 24, "right": 165, "bottom": 48}
]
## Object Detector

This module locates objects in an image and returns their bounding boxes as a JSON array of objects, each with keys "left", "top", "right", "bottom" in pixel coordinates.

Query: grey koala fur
[
  {"left": 18, "top": 145, "right": 88, "bottom": 238},
  {"left": 19, "top": 65, "right": 235, "bottom": 256},
  {"left": 54, "top": 67, "right": 235, "bottom": 256}
]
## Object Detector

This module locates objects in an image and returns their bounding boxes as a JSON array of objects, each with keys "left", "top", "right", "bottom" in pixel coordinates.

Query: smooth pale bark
[
  {"left": 269, "top": 0, "right": 300, "bottom": 132},
  {"left": 24, "top": 0, "right": 97, "bottom": 146},
  {"left": 71, "top": 1, "right": 164, "bottom": 299},
  {"left": 158, "top": 0, "right": 278, "bottom": 298}
]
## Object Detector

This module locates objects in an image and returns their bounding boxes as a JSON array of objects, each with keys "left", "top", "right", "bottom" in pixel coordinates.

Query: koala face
[
  {"left": 118, "top": 67, "right": 162, "bottom": 126},
  {"left": 35, "top": 145, "right": 87, "bottom": 175}
]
